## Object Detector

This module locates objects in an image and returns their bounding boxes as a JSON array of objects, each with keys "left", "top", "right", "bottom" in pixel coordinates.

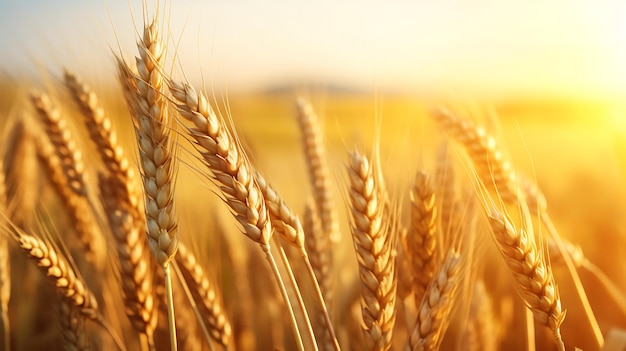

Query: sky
[{"left": 1, "top": 0, "right": 626, "bottom": 99}]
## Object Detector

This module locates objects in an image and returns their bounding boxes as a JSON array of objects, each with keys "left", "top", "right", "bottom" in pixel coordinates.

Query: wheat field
[{"left": 0, "top": 3, "right": 626, "bottom": 351}]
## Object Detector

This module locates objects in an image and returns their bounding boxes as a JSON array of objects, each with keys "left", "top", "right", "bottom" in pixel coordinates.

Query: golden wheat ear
[
  {"left": 98, "top": 171, "right": 158, "bottom": 350},
  {"left": 118, "top": 11, "right": 180, "bottom": 350},
  {"left": 406, "top": 249, "right": 462, "bottom": 351},
  {"left": 347, "top": 149, "right": 397, "bottom": 351},
  {"left": 484, "top": 204, "right": 566, "bottom": 351},
  {"left": 174, "top": 243, "right": 232, "bottom": 347},
  {"left": 405, "top": 169, "right": 438, "bottom": 308},
  {"left": 4, "top": 225, "right": 125, "bottom": 350}
]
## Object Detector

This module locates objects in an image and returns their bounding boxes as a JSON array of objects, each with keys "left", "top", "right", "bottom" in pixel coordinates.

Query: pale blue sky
[{"left": 1, "top": 0, "right": 625, "bottom": 98}]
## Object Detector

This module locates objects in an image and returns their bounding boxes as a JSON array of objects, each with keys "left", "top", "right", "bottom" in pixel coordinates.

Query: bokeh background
[{"left": 1, "top": 1, "right": 626, "bottom": 350}]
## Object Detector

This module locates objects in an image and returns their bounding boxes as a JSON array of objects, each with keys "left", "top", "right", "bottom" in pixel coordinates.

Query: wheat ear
[
  {"left": 406, "top": 170, "right": 438, "bottom": 307},
  {"left": 64, "top": 70, "right": 140, "bottom": 217},
  {"left": 98, "top": 172, "right": 157, "bottom": 350},
  {"left": 295, "top": 97, "right": 338, "bottom": 243},
  {"left": 58, "top": 300, "right": 91, "bottom": 351},
  {"left": 0, "top": 161, "right": 10, "bottom": 351},
  {"left": 347, "top": 149, "right": 397, "bottom": 351},
  {"left": 175, "top": 243, "right": 232, "bottom": 347},
  {"left": 31, "top": 92, "right": 88, "bottom": 197},
  {"left": 118, "top": 16, "right": 180, "bottom": 350},
  {"left": 168, "top": 81, "right": 316, "bottom": 350},
  {"left": 406, "top": 249, "right": 462, "bottom": 351},
  {"left": 486, "top": 205, "right": 566, "bottom": 351},
  {"left": 11, "top": 231, "right": 98, "bottom": 319},
  {"left": 34, "top": 138, "right": 103, "bottom": 267}
]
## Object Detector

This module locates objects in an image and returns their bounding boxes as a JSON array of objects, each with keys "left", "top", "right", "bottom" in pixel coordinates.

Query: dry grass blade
[
  {"left": 406, "top": 170, "right": 438, "bottom": 306},
  {"left": 406, "top": 249, "right": 462, "bottom": 351},
  {"left": 347, "top": 149, "right": 397, "bottom": 351},
  {"left": 98, "top": 172, "right": 157, "bottom": 346},
  {"left": 486, "top": 206, "right": 566, "bottom": 351},
  {"left": 175, "top": 243, "right": 232, "bottom": 347},
  {"left": 31, "top": 92, "right": 88, "bottom": 197},
  {"left": 58, "top": 300, "right": 91, "bottom": 351}
]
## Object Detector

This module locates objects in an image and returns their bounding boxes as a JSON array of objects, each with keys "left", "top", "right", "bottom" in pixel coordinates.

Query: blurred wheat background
[{"left": 0, "top": 1, "right": 625, "bottom": 351}]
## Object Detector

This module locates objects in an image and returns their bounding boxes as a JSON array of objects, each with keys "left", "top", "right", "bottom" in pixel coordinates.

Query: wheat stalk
[
  {"left": 347, "top": 149, "right": 397, "bottom": 351},
  {"left": 406, "top": 249, "right": 462, "bottom": 351}
]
